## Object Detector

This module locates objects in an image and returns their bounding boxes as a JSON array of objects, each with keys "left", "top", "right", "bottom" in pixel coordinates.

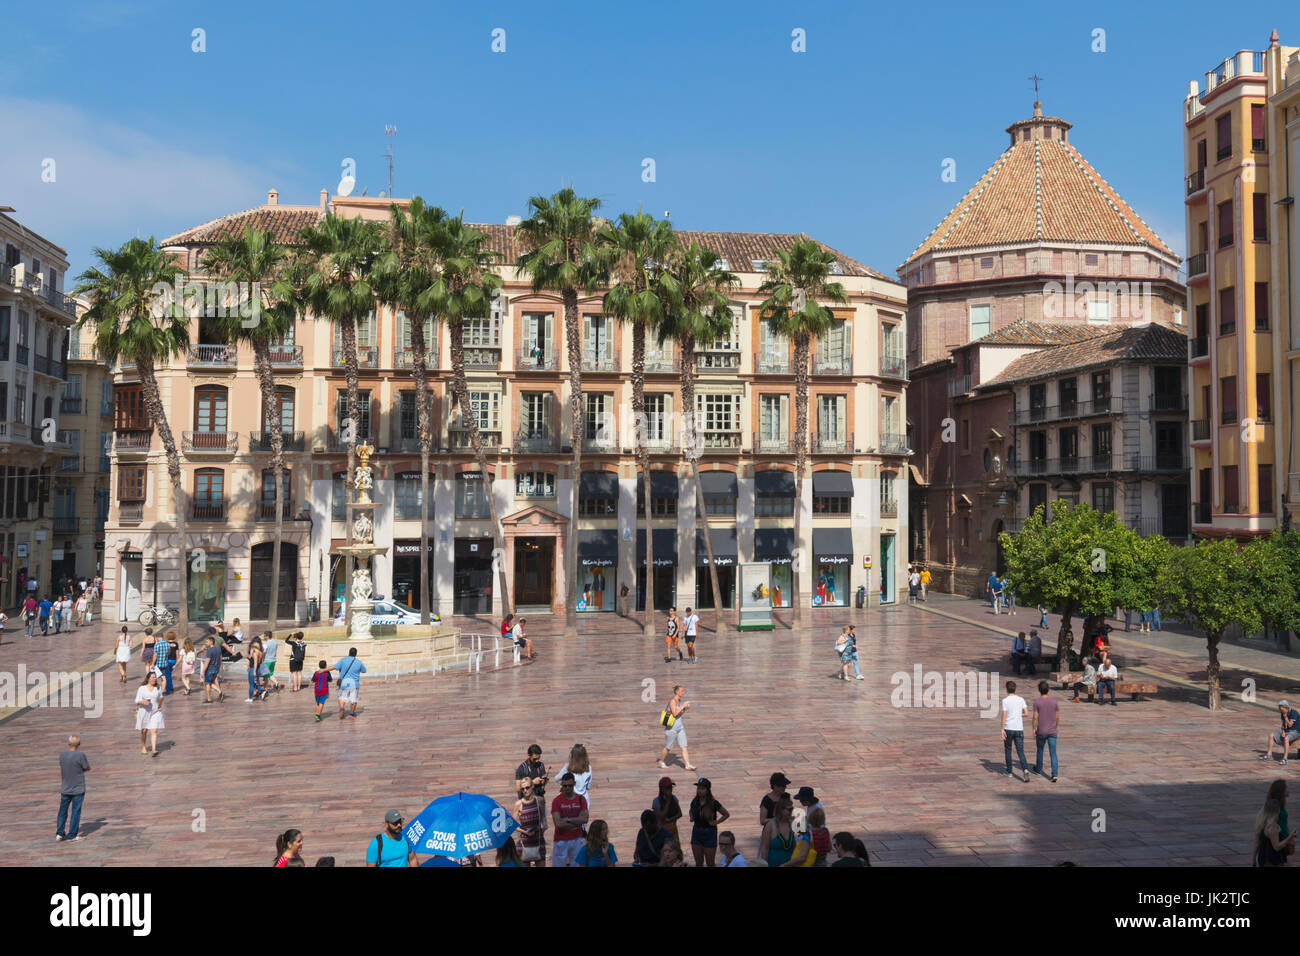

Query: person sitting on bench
[
  {"left": 1070, "top": 657, "right": 1098, "bottom": 703},
  {"left": 1010, "top": 632, "right": 1032, "bottom": 675},
  {"left": 1096, "top": 654, "right": 1118, "bottom": 705},
  {"left": 1027, "top": 631, "right": 1042, "bottom": 674},
  {"left": 1261, "top": 700, "right": 1300, "bottom": 765}
]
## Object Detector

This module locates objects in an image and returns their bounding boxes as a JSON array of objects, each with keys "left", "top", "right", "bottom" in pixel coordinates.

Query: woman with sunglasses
[
  {"left": 688, "top": 778, "right": 729, "bottom": 867},
  {"left": 513, "top": 780, "right": 547, "bottom": 867},
  {"left": 760, "top": 794, "right": 796, "bottom": 866}
]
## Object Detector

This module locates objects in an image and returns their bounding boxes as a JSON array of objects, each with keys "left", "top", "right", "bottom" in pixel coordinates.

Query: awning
[
  {"left": 813, "top": 527, "right": 854, "bottom": 565},
  {"left": 695, "top": 526, "right": 737, "bottom": 566},
  {"left": 579, "top": 471, "right": 619, "bottom": 498},
  {"left": 635, "top": 528, "right": 677, "bottom": 566},
  {"left": 577, "top": 528, "right": 618, "bottom": 567},
  {"left": 698, "top": 471, "right": 737, "bottom": 496},
  {"left": 754, "top": 528, "right": 795, "bottom": 565},
  {"left": 812, "top": 470, "right": 854, "bottom": 496},
  {"left": 908, "top": 463, "right": 927, "bottom": 488},
  {"left": 636, "top": 471, "right": 678, "bottom": 499},
  {"left": 755, "top": 469, "right": 795, "bottom": 496}
]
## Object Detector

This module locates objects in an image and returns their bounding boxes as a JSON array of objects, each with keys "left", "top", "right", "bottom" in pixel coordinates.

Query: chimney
[
  {"left": 267, "top": 188, "right": 279, "bottom": 206},
  {"left": 320, "top": 188, "right": 329, "bottom": 210}
]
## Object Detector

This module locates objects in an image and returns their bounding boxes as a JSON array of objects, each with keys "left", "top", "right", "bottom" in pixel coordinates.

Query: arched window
[
  {"left": 262, "top": 385, "right": 295, "bottom": 433},
  {"left": 193, "top": 468, "right": 225, "bottom": 520},
  {"left": 195, "top": 386, "right": 228, "bottom": 432}
]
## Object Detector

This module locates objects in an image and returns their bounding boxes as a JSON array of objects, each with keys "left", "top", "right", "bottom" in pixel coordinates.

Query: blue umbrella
[
  {"left": 418, "top": 855, "right": 461, "bottom": 868},
  {"left": 403, "top": 792, "right": 518, "bottom": 860}
]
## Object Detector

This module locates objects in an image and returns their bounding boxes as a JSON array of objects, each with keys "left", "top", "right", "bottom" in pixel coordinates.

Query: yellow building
[{"left": 1183, "top": 31, "right": 1299, "bottom": 537}]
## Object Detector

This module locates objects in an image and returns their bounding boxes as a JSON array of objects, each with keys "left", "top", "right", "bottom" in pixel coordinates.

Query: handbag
[
  {"left": 660, "top": 708, "right": 676, "bottom": 728},
  {"left": 520, "top": 843, "right": 543, "bottom": 863}
]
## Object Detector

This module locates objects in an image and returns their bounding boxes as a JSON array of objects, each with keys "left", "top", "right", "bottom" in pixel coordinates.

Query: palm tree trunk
[
  {"left": 252, "top": 340, "right": 284, "bottom": 628},
  {"left": 632, "top": 318, "right": 654, "bottom": 635},
  {"left": 409, "top": 317, "right": 433, "bottom": 626},
  {"left": 340, "top": 316, "right": 360, "bottom": 626},
  {"left": 137, "top": 359, "right": 187, "bottom": 637},
  {"left": 680, "top": 336, "right": 726, "bottom": 634},
  {"left": 564, "top": 290, "right": 582, "bottom": 639},
  {"left": 450, "top": 316, "right": 512, "bottom": 620},
  {"left": 792, "top": 333, "right": 809, "bottom": 629}
]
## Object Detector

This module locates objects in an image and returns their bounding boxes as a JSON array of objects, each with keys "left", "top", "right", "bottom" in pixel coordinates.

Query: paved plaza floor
[{"left": 1, "top": 597, "right": 1296, "bottom": 866}]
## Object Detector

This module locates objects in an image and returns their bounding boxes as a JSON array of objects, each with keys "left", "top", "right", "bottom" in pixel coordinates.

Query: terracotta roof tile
[
  {"left": 161, "top": 206, "right": 323, "bottom": 246},
  {"left": 980, "top": 322, "right": 1187, "bottom": 386},
  {"left": 973, "top": 318, "right": 1112, "bottom": 346}
]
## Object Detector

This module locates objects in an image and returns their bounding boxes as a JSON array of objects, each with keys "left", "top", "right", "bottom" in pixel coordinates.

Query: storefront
[
  {"left": 635, "top": 527, "right": 677, "bottom": 611},
  {"left": 879, "top": 533, "right": 896, "bottom": 605},
  {"left": 576, "top": 528, "right": 618, "bottom": 612},
  {"left": 695, "top": 526, "right": 737, "bottom": 609},
  {"left": 187, "top": 550, "right": 228, "bottom": 623},
  {"left": 811, "top": 528, "right": 852, "bottom": 607},
  {"left": 453, "top": 537, "right": 494, "bottom": 615},
  {"left": 392, "top": 540, "right": 435, "bottom": 610},
  {"left": 753, "top": 527, "right": 794, "bottom": 607}
]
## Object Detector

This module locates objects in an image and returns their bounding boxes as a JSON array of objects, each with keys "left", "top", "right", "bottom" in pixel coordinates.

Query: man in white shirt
[
  {"left": 718, "top": 830, "right": 747, "bottom": 866},
  {"left": 1097, "top": 655, "right": 1118, "bottom": 706},
  {"left": 683, "top": 607, "right": 700, "bottom": 664},
  {"left": 1001, "top": 681, "right": 1030, "bottom": 782},
  {"left": 261, "top": 630, "right": 280, "bottom": 694}
]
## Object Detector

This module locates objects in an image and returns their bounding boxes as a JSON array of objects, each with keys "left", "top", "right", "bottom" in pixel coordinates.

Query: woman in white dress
[
  {"left": 135, "top": 672, "right": 164, "bottom": 756},
  {"left": 113, "top": 626, "right": 132, "bottom": 683}
]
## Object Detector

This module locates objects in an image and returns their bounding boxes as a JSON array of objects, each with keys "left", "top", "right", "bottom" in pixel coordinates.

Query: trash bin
[
  {"left": 295, "top": 600, "right": 309, "bottom": 626},
  {"left": 855, "top": 586, "right": 866, "bottom": 609},
  {"left": 308, "top": 597, "right": 319, "bottom": 622}
]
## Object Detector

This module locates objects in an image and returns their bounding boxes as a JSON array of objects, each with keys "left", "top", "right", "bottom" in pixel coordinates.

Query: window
[
  {"left": 1253, "top": 193, "right": 1268, "bottom": 241},
  {"left": 1255, "top": 282, "right": 1270, "bottom": 330},
  {"left": 16, "top": 309, "right": 29, "bottom": 364},
  {"left": 399, "top": 391, "right": 418, "bottom": 441},
  {"left": 454, "top": 390, "right": 500, "bottom": 432},
  {"left": 1217, "top": 200, "right": 1233, "bottom": 247},
  {"left": 336, "top": 390, "right": 371, "bottom": 441},
  {"left": 1058, "top": 378, "right": 1077, "bottom": 412},
  {"left": 462, "top": 314, "right": 500, "bottom": 348},
  {"left": 696, "top": 392, "right": 741, "bottom": 447},
  {"left": 1087, "top": 298, "right": 1109, "bottom": 324},
  {"left": 758, "top": 317, "right": 787, "bottom": 369},
  {"left": 520, "top": 392, "right": 552, "bottom": 440},
  {"left": 1251, "top": 104, "right": 1265, "bottom": 150},
  {"left": 813, "top": 495, "right": 850, "bottom": 515},
  {"left": 755, "top": 496, "right": 794, "bottom": 516},
  {"left": 1028, "top": 483, "right": 1047, "bottom": 519},
  {"left": 114, "top": 384, "right": 147, "bottom": 429},
  {"left": 578, "top": 494, "right": 617, "bottom": 517},
  {"left": 818, "top": 318, "right": 851, "bottom": 370},
  {"left": 699, "top": 306, "right": 742, "bottom": 368},
  {"left": 959, "top": 516, "right": 970, "bottom": 550},
  {"left": 118, "top": 465, "right": 146, "bottom": 502},
  {"left": 16, "top": 384, "right": 27, "bottom": 423},
  {"left": 1256, "top": 373, "right": 1272, "bottom": 422},
  {"left": 1091, "top": 423, "right": 1112, "bottom": 465},
  {"left": 1216, "top": 113, "right": 1231, "bottom": 160},
  {"left": 516, "top": 471, "right": 555, "bottom": 498},
  {"left": 194, "top": 468, "right": 225, "bottom": 518},
  {"left": 881, "top": 471, "right": 896, "bottom": 506},
  {"left": 262, "top": 386, "right": 294, "bottom": 433},
  {"left": 1059, "top": 427, "right": 1079, "bottom": 464},
  {"left": 455, "top": 473, "right": 491, "bottom": 519},
  {"left": 1084, "top": 254, "right": 1099, "bottom": 268},
  {"left": 1091, "top": 482, "right": 1114, "bottom": 514},
  {"left": 521, "top": 312, "right": 554, "bottom": 365},
  {"left": 194, "top": 386, "right": 228, "bottom": 432},
  {"left": 1091, "top": 371, "right": 1111, "bottom": 406},
  {"left": 331, "top": 472, "right": 347, "bottom": 520},
  {"left": 969, "top": 304, "right": 991, "bottom": 339},
  {"left": 759, "top": 394, "right": 789, "bottom": 445},
  {"left": 0, "top": 306, "right": 9, "bottom": 361},
  {"left": 880, "top": 322, "right": 902, "bottom": 362},
  {"left": 0, "top": 382, "right": 6, "bottom": 421},
  {"left": 332, "top": 311, "right": 375, "bottom": 361},
  {"left": 1218, "top": 287, "right": 1236, "bottom": 335},
  {"left": 980, "top": 257, "right": 994, "bottom": 270},
  {"left": 1222, "top": 465, "right": 1239, "bottom": 513},
  {"left": 395, "top": 472, "right": 434, "bottom": 519},
  {"left": 1259, "top": 464, "right": 1274, "bottom": 514},
  {"left": 881, "top": 394, "right": 900, "bottom": 442},
  {"left": 584, "top": 392, "right": 613, "bottom": 441},
  {"left": 583, "top": 314, "right": 614, "bottom": 366},
  {"left": 643, "top": 394, "right": 667, "bottom": 444},
  {"left": 399, "top": 314, "right": 434, "bottom": 352},
  {"left": 1220, "top": 377, "right": 1237, "bottom": 424},
  {"left": 260, "top": 468, "right": 291, "bottom": 516},
  {"left": 638, "top": 493, "right": 677, "bottom": 517},
  {"left": 703, "top": 494, "right": 736, "bottom": 516},
  {"left": 1029, "top": 383, "right": 1047, "bottom": 417}
]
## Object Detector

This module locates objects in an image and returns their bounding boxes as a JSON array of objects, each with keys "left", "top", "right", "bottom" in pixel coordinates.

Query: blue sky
[{"left": 1, "top": 0, "right": 1295, "bottom": 280}]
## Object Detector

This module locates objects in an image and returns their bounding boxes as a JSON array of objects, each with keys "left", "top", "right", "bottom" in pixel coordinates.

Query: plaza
[{"left": 0, "top": 595, "right": 1291, "bottom": 866}]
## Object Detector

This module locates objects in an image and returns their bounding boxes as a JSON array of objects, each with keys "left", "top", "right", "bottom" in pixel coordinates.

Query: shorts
[
  {"left": 265, "top": 663, "right": 276, "bottom": 675},
  {"left": 289, "top": 660, "right": 304, "bottom": 673},
  {"left": 664, "top": 723, "right": 688, "bottom": 750},
  {"left": 1273, "top": 729, "right": 1300, "bottom": 744},
  {"left": 690, "top": 826, "right": 718, "bottom": 850},
  {"left": 551, "top": 839, "right": 582, "bottom": 868},
  {"left": 665, "top": 635, "right": 678, "bottom": 647},
  {"left": 315, "top": 693, "right": 328, "bottom": 705},
  {"left": 685, "top": 632, "right": 697, "bottom": 644},
  {"left": 339, "top": 685, "right": 358, "bottom": 704},
  {"left": 203, "top": 669, "right": 219, "bottom": 685}
]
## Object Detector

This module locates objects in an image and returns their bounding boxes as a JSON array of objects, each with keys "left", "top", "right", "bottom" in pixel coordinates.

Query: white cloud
[{"left": 0, "top": 95, "right": 284, "bottom": 275}]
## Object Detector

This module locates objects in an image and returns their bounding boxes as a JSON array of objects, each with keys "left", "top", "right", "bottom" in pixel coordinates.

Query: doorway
[
  {"left": 250, "top": 542, "right": 298, "bottom": 620},
  {"left": 514, "top": 537, "right": 554, "bottom": 608},
  {"left": 454, "top": 537, "right": 494, "bottom": 615},
  {"left": 696, "top": 566, "right": 734, "bottom": 609},
  {"left": 636, "top": 564, "right": 676, "bottom": 611},
  {"left": 879, "top": 535, "right": 895, "bottom": 604},
  {"left": 120, "top": 558, "right": 142, "bottom": 622},
  {"left": 1161, "top": 483, "right": 1189, "bottom": 539}
]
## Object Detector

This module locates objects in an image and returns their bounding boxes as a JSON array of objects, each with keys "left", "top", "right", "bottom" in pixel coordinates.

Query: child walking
[{"left": 311, "top": 660, "right": 332, "bottom": 722}]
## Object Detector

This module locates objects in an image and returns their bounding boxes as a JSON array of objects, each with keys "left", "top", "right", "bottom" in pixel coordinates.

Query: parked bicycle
[{"left": 138, "top": 605, "right": 178, "bottom": 628}]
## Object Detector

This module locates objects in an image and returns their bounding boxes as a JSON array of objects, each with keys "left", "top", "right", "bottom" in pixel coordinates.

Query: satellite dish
[{"left": 337, "top": 176, "right": 356, "bottom": 197}]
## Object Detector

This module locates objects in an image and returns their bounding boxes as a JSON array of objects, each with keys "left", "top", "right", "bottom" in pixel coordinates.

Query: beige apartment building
[
  {"left": 1182, "top": 31, "right": 1300, "bottom": 536},
  {"left": 0, "top": 208, "right": 77, "bottom": 608},
  {"left": 100, "top": 190, "right": 910, "bottom": 625}
]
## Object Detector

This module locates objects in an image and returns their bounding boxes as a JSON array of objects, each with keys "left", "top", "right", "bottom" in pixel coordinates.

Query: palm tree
[
  {"left": 74, "top": 237, "right": 191, "bottom": 636},
  {"left": 201, "top": 226, "right": 293, "bottom": 628},
  {"left": 658, "top": 242, "right": 738, "bottom": 633},
  {"left": 376, "top": 198, "right": 448, "bottom": 625},
  {"left": 598, "top": 212, "right": 676, "bottom": 635},
  {"left": 516, "top": 188, "right": 606, "bottom": 639},
  {"left": 757, "top": 239, "right": 849, "bottom": 627},
  {"left": 291, "top": 213, "right": 386, "bottom": 621}
]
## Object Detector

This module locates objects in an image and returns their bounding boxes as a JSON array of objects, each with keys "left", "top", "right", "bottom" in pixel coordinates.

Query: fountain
[{"left": 338, "top": 443, "right": 388, "bottom": 639}]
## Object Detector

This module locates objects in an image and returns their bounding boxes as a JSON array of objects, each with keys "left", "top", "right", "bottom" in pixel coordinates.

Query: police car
[{"left": 368, "top": 601, "right": 440, "bottom": 626}]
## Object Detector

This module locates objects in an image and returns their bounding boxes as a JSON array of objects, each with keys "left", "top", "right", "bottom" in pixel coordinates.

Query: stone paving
[{"left": 0, "top": 599, "right": 1293, "bottom": 867}]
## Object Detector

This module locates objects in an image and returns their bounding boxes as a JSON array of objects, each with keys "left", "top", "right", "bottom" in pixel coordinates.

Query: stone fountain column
[{"left": 338, "top": 444, "right": 388, "bottom": 640}]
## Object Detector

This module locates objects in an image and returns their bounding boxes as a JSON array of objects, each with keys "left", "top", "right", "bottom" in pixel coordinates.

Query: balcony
[
  {"left": 1150, "top": 392, "right": 1187, "bottom": 412},
  {"left": 183, "top": 431, "right": 238, "bottom": 454},
  {"left": 257, "top": 501, "right": 295, "bottom": 521},
  {"left": 755, "top": 352, "right": 791, "bottom": 374},
  {"left": 1218, "top": 233, "right": 1233, "bottom": 249},
  {"left": 60, "top": 396, "right": 84, "bottom": 414},
  {"left": 1219, "top": 320, "right": 1236, "bottom": 336},
  {"left": 514, "top": 347, "right": 556, "bottom": 371},
  {"left": 644, "top": 353, "right": 679, "bottom": 373},
  {"left": 947, "top": 374, "right": 971, "bottom": 397},
  {"left": 34, "top": 354, "right": 65, "bottom": 379},
  {"left": 880, "top": 498, "right": 898, "bottom": 518},
  {"left": 697, "top": 432, "right": 743, "bottom": 451},
  {"left": 698, "top": 350, "right": 741, "bottom": 370},
  {"left": 57, "top": 456, "right": 80, "bottom": 473},
  {"left": 331, "top": 345, "right": 378, "bottom": 369},
  {"left": 1011, "top": 455, "right": 1118, "bottom": 477},
  {"left": 249, "top": 431, "right": 305, "bottom": 452},
  {"left": 188, "top": 343, "right": 237, "bottom": 368},
  {"left": 582, "top": 350, "right": 618, "bottom": 372},
  {"left": 1011, "top": 396, "right": 1123, "bottom": 426},
  {"left": 16, "top": 344, "right": 28, "bottom": 366},
  {"left": 1186, "top": 169, "right": 1205, "bottom": 195},
  {"left": 814, "top": 355, "right": 852, "bottom": 375},
  {"left": 390, "top": 437, "right": 423, "bottom": 454},
  {"left": 98, "top": 455, "right": 111, "bottom": 473},
  {"left": 100, "top": 400, "right": 113, "bottom": 417},
  {"left": 814, "top": 432, "right": 852, "bottom": 454},
  {"left": 879, "top": 432, "right": 908, "bottom": 455},
  {"left": 1191, "top": 419, "right": 1210, "bottom": 442},
  {"left": 326, "top": 428, "right": 372, "bottom": 452},
  {"left": 393, "top": 346, "right": 439, "bottom": 370},
  {"left": 462, "top": 347, "right": 501, "bottom": 370},
  {"left": 114, "top": 430, "right": 152, "bottom": 453},
  {"left": 449, "top": 429, "right": 502, "bottom": 452},
  {"left": 879, "top": 354, "right": 908, "bottom": 380},
  {"left": 268, "top": 344, "right": 304, "bottom": 368},
  {"left": 54, "top": 516, "right": 79, "bottom": 533},
  {"left": 581, "top": 434, "right": 618, "bottom": 453},
  {"left": 45, "top": 287, "right": 77, "bottom": 318},
  {"left": 191, "top": 501, "right": 226, "bottom": 521},
  {"left": 1191, "top": 336, "right": 1209, "bottom": 359},
  {"left": 754, "top": 434, "right": 792, "bottom": 454},
  {"left": 1202, "top": 51, "right": 1265, "bottom": 99},
  {"left": 1186, "top": 253, "right": 1207, "bottom": 278},
  {"left": 514, "top": 429, "right": 556, "bottom": 453},
  {"left": 1129, "top": 455, "right": 1188, "bottom": 473},
  {"left": 119, "top": 503, "right": 144, "bottom": 524}
]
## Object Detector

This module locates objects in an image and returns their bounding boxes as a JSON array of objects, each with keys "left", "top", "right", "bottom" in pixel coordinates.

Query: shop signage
[
  {"left": 394, "top": 543, "right": 436, "bottom": 555},
  {"left": 817, "top": 555, "right": 851, "bottom": 566},
  {"left": 94, "top": 542, "right": 105, "bottom": 551},
  {"left": 579, "top": 557, "right": 615, "bottom": 568},
  {"left": 121, "top": 550, "right": 143, "bottom": 561}
]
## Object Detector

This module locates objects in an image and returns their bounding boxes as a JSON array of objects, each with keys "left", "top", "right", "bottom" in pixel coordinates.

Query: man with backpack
[{"left": 364, "top": 810, "right": 417, "bottom": 867}]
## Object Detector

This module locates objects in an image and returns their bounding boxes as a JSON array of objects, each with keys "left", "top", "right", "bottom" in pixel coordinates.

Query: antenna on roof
[
  {"left": 384, "top": 125, "right": 397, "bottom": 197},
  {"left": 1028, "top": 73, "right": 1043, "bottom": 103}
]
